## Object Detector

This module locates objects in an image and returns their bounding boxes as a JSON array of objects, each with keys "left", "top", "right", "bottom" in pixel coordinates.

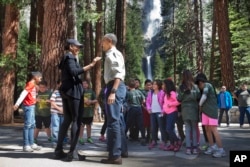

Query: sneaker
[
  {"left": 204, "top": 145, "right": 218, "bottom": 155},
  {"left": 31, "top": 144, "right": 42, "bottom": 151},
  {"left": 192, "top": 148, "right": 199, "bottom": 154},
  {"left": 79, "top": 138, "right": 85, "bottom": 145},
  {"left": 48, "top": 137, "right": 52, "bottom": 142},
  {"left": 100, "top": 157, "right": 122, "bottom": 164},
  {"left": 212, "top": 149, "right": 226, "bottom": 158},
  {"left": 159, "top": 143, "right": 165, "bottom": 150},
  {"left": 163, "top": 144, "right": 175, "bottom": 151},
  {"left": 186, "top": 148, "right": 192, "bottom": 155},
  {"left": 148, "top": 141, "right": 157, "bottom": 150},
  {"left": 23, "top": 146, "right": 33, "bottom": 152},
  {"left": 200, "top": 144, "right": 209, "bottom": 151},
  {"left": 87, "top": 137, "right": 94, "bottom": 144},
  {"left": 99, "top": 136, "right": 106, "bottom": 142},
  {"left": 174, "top": 141, "right": 182, "bottom": 152}
]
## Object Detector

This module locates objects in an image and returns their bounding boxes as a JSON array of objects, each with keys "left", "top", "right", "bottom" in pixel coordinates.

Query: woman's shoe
[
  {"left": 65, "top": 152, "right": 74, "bottom": 162},
  {"left": 163, "top": 144, "right": 175, "bottom": 151},
  {"left": 148, "top": 141, "right": 157, "bottom": 150},
  {"left": 174, "top": 141, "right": 182, "bottom": 152},
  {"left": 54, "top": 150, "right": 67, "bottom": 159},
  {"left": 186, "top": 148, "right": 192, "bottom": 155}
]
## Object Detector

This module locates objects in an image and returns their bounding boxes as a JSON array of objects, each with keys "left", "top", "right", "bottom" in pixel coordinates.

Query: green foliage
[
  {"left": 76, "top": 0, "right": 103, "bottom": 25},
  {"left": 104, "top": 0, "right": 116, "bottom": 33},
  {"left": 16, "top": 20, "right": 29, "bottom": 91},
  {"left": 153, "top": 51, "right": 164, "bottom": 79},
  {"left": 0, "top": 0, "right": 30, "bottom": 9},
  {"left": 124, "top": 1, "right": 144, "bottom": 82},
  {"left": 229, "top": 5, "right": 250, "bottom": 85}
]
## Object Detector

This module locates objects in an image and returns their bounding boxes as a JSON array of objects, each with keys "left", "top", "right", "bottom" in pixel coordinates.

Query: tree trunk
[
  {"left": 0, "top": 4, "right": 19, "bottom": 124},
  {"left": 194, "top": 0, "right": 203, "bottom": 72},
  {"left": 209, "top": 0, "right": 217, "bottom": 82},
  {"left": 93, "top": 0, "right": 103, "bottom": 98},
  {"left": 173, "top": 0, "right": 176, "bottom": 83},
  {"left": 216, "top": 0, "right": 235, "bottom": 91},
  {"left": 40, "top": 0, "right": 69, "bottom": 89},
  {"left": 37, "top": 0, "right": 44, "bottom": 47},
  {"left": 0, "top": 3, "right": 5, "bottom": 52},
  {"left": 83, "top": 0, "right": 92, "bottom": 81},
  {"left": 115, "top": 0, "right": 126, "bottom": 57},
  {"left": 67, "top": 0, "right": 76, "bottom": 38},
  {"left": 27, "top": 0, "right": 39, "bottom": 72}
]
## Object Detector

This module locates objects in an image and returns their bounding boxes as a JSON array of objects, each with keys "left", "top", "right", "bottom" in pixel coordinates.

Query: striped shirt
[{"left": 50, "top": 90, "right": 63, "bottom": 114}]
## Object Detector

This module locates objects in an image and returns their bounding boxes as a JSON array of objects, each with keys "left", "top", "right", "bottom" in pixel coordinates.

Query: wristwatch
[{"left": 111, "top": 88, "right": 117, "bottom": 94}]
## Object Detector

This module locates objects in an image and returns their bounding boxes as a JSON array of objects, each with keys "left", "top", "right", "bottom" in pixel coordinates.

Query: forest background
[{"left": 0, "top": 0, "right": 249, "bottom": 123}]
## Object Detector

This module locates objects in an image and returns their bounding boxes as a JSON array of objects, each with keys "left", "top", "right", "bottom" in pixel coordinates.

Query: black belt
[{"left": 106, "top": 79, "right": 122, "bottom": 87}]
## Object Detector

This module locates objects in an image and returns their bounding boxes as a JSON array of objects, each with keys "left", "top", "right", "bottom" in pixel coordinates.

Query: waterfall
[
  {"left": 143, "top": 0, "right": 163, "bottom": 80},
  {"left": 146, "top": 51, "right": 152, "bottom": 80}
]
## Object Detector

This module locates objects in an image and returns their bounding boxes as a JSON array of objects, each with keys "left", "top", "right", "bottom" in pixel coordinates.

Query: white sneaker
[
  {"left": 31, "top": 144, "right": 42, "bottom": 151},
  {"left": 204, "top": 145, "right": 218, "bottom": 155},
  {"left": 213, "top": 149, "right": 226, "bottom": 158},
  {"left": 23, "top": 146, "right": 33, "bottom": 152}
]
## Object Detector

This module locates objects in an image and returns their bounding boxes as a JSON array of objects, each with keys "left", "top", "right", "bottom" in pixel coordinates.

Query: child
[
  {"left": 50, "top": 80, "right": 65, "bottom": 147},
  {"left": 125, "top": 79, "right": 146, "bottom": 145},
  {"left": 178, "top": 70, "right": 200, "bottom": 154},
  {"left": 34, "top": 80, "right": 52, "bottom": 143},
  {"left": 196, "top": 73, "right": 226, "bottom": 158},
  {"left": 146, "top": 80, "right": 166, "bottom": 149},
  {"left": 13, "top": 71, "right": 42, "bottom": 152},
  {"left": 141, "top": 79, "right": 153, "bottom": 143},
  {"left": 162, "top": 79, "right": 181, "bottom": 152},
  {"left": 79, "top": 80, "right": 97, "bottom": 144}
]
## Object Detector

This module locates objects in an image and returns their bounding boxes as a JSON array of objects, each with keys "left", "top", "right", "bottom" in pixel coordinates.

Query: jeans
[
  {"left": 23, "top": 105, "right": 36, "bottom": 146},
  {"left": 239, "top": 106, "right": 250, "bottom": 126},
  {"left": 56, "top": 93, "right": 83, "bottom": 153},
  {"left": 126, "top": 106, "right": 145, "bottom": 139},
  {"left": 51, "top": 113, "right": 64, "bottom": 142},
  {"left": 184, "top": 120, "right": 198, "bottom": 148},
  {"left": 120, "top": 112, "right": 128, "bottom": 153},
  {"left": 105, "top": 81, "right": 126, "bottom": 158},
  {"left": 218, "top": 108, "right": 230, "bottom": 125},
  {"left": 166, "top": 111, "right": 179, "bottom": 144},
  {"left": 150, "top": 112, "right": 167, "bottom": 142}
]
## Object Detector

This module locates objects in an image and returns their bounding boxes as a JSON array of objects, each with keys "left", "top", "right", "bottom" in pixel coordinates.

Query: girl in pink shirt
[
  {"left": 162, "top": 79, "right": 181, "bottom": 152},
  {"left": 146, "top": 80, "right": 167, "bottom": 149}
]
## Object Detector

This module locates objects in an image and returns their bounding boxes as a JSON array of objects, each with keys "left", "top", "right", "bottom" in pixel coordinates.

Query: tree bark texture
[
  {"left": 83, "top": 0, "right": 92, "bottom": 81},
  {"left": 40, "top": 0, "right": 69, "bottom": 89},
  {"left": 215, "top": 0, "right": 235, "bottom": 91},
  {"left": 93, "top": 0, "right": 103, "bottom": 98},
  {"left": 194, "top": 0, "right": 203, "bottom": 72},
  {"left": 0, "top": 3, "right": 5, "bottom": 52},
  {"left": 0, "top": 4, "right": 19, "bottom": 124},
  {"left": 67, "top": 0, "right": 76, "bottom": 38},
  {"left": 115, "top": 0, "right": 126, "bottom": 57},
  {"left": 37, "top": 0, "right": 44, "bottom": 47},
  {"left": 27, "top": 0, "right": 39, "bottom": 72},
  {"left": 209, "top": 1, "right": 217, "bottom": 82}
]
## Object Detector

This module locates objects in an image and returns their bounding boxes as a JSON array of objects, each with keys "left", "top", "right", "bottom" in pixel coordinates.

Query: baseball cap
[{"left": 66, "top": 39, "right": 83, "bottom": 47}]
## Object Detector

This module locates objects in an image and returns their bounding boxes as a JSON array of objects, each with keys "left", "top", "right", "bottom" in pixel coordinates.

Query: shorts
[
  {"left": 201, "top": 113, "right": 218, "bottom": 126},
  {"left": 35, "top": 115, "right": 51, "bottom": 129},
  {"left": 81, "top": 117, "right": 93, "bottom": 125}
]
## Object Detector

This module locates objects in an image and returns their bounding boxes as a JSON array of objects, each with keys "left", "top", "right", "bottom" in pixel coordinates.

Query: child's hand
[{"left": 13, "top": 105, "right": 18, "bottom": 111}]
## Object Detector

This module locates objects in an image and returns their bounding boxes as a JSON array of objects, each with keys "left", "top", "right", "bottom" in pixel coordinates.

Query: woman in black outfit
[{"left": 54, "top": 39, "right": 101, "bottom": 161}]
